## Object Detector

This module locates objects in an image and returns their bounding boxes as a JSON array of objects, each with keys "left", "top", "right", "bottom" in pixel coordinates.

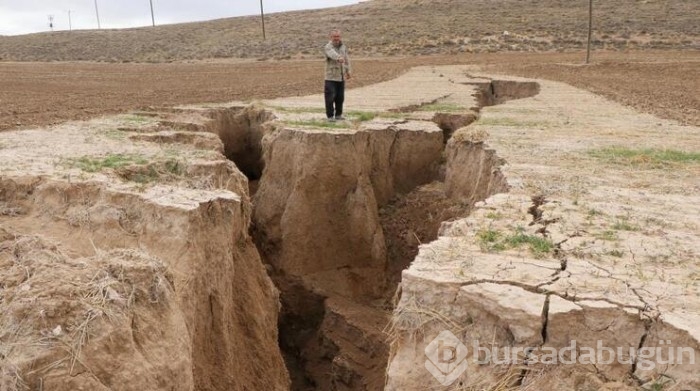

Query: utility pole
[
  {"left": 260, "top": 0, "right": 266, "bottom": 40},
  {"left": 48, "top": 15, "right": 54, "bottom": 31},
  {"left": 68, "top": 9, "right": 72, "bottom": 32},
  {"left": 586, "top": 0, "right": 593, "bottom": 64},
  {"left": 149, "top": 0, "right": 155, "bottom": 27},
  {"left": 94, "top": 0, "right": 101, "bottom": 29}
]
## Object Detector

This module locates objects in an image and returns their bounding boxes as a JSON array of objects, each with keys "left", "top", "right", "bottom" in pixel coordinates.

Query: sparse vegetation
[
  {"left": 64, "top": 154, "right": 187, "bottom": 184},
  {"left": 418, "top": 102, "right": 464, "bottom": 113},
  {"left": 270, "top": 106, "right": 326, "bottom": 114},
  {"left": 348, "top": 111, "right": 377, "bottom": 122},
  {"left": 486, "top": 211, "right": 503, "bottom": 220},
  {"left": 587, "top": 208, "right": 602, "bottom": 217},
  {"left": 120, "top": 114, "right": 153, "bottom": 124},
  {"left": 69, "top": 154, "right": 149, "bottom": 172},
  {"left": 477, "top": 227, "right": 554, "bottom": 257},
  {"left": 612, "top": 220, "right": 641, "bottom": 231},
  {"left": 105, "top": 129, "right": 128, "bottom": 140},
  {"left": 504, "top": 228, "right": 554, "bottom": 257},
  {"left": 477, "top": 228, "right": 502, "bottom": 245},
  {"left": 588, "top": 147, "right": 700, "bottom": 167},
  {"left": 284, "top": 119, "right": 352, "bottom": 129},
  {"left": 596, "top": 230, "right": 618, "bottom": 241},
  {"left": 0, "top": 0, "right": 698, "bottom": 65},
  {"left": 478, "top": 117, "right": 550, "bottom": 128}
]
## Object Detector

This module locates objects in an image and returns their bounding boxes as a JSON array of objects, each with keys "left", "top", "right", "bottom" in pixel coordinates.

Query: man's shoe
[
  {"left": 335, "top": 116, "right": 346, "bottom": 121},
  {"left": 327, "top": 117, "right": 337, "bottom": 122}
]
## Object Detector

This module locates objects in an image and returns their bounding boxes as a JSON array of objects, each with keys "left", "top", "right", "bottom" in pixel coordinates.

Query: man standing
[{"left": 324, "top": 29, "right": 352, "bottom": 121}]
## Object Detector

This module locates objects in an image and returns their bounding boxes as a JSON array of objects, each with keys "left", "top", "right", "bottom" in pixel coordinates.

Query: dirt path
[{"left": 1, "top": 50, "right": 698, "bottom": 133}]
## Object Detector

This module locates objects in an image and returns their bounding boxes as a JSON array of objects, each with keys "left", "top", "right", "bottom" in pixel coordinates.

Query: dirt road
[{"left": 1, "top": 50, "right": 698, "bottom": 132}]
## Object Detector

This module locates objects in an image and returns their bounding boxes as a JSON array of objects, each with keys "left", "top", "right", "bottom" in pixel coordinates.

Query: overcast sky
[{"left": 0, "top": 0, "right": 359, "bottom": 36}]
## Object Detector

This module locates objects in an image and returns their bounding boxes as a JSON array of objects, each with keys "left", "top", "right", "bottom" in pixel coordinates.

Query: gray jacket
[{"left": 324, "top": 41, "right": 352, "bottom": 82}]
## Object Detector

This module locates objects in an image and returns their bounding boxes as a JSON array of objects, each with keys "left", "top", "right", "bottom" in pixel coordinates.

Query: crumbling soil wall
[
  {"left": 385, "top": 73, "right": 700, "bottom": 391},
  {"left": 211, "top": 104, "right": 276, "bottom": 180},
  {"left": 0, "top": 151, "right": 289, "bottom": 389},
  {"left": 0, "top": 231, "right": 193, "bottom": 391},
  {"left": 252, "top": 122, "right": 444, "bottom": 300},
  {"left": 444, "top": 133, "right": 509, "bottom": 203},
  {"left": 248, "top": 116, "right": 512, "bottom": 388}
]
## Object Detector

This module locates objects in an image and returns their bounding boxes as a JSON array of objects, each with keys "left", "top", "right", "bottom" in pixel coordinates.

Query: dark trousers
[{"left": 324, "top": 80, "right": 345, "bottom": 118}]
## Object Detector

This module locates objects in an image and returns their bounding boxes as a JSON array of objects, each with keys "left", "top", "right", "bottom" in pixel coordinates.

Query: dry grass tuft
[
  {"left": 453, "top": 127, "right": 490, "bottom": 144},
  {"left": 0, "top": 234, "right": 173, "bottom": 388}
]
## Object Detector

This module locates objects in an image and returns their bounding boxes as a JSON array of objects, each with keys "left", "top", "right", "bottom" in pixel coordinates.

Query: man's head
[{"left": 330, "top": 29, "right": 342, "bottom": 46}]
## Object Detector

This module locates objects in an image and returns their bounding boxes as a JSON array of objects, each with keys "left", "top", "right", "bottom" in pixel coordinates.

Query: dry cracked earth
[{"left": 1, "top": 50, "right": 699, "bottom": 391}]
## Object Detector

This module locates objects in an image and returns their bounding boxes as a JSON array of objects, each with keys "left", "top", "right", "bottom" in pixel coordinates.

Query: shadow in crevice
[
  {"left": 208, "top": 105, "right": 276, "bottom": 181},
  {"left": 472, "top": 79, "right": 541, "bottom": 108}
]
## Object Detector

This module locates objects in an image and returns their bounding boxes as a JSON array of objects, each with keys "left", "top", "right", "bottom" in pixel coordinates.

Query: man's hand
[
  {"left": 337, "top": 57, "right": 345, "bottom": 64},
  {"left": 345, "top": 73, "right": 352, "bottom": 80}
]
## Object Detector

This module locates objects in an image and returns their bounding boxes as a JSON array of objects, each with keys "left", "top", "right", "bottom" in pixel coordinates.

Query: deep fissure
[{"left": 212, "top": 79, "right": 540, "bottom": 390}]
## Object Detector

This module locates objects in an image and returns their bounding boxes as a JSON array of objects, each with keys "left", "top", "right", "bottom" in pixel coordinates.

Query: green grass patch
[
  {"left": 503, "top": 229, "right": 554, "bottom": 258},
  {"left": 272, "top": 107, "right": 377, "bottom": 122},
  {"left": 587, "top": 147, "right": 700, "bottom": 167},
  {"left": 611, "top": 220, "right": 640, "bottom": 231},
  {"left": 418, "top": 102, "right": 464, "bottom": 112},
  {"left": 477, "top": 227, "right": 554, "bottom": 258},
  {"left": 347, "top": 111, "right": 377, "bottom": 122},
  {"left": 596, "top": 230, "right": 618, "bottom": 241},
  {"left": 477, "top": 229, "right": 501, "bottom": 243},
  {"left": 284, "top": 119, "right": 352, "bottom": 129},
  {"left": 70, "top": 154, "right": 149, "bottom": 173},
  {"left": 270, "top": 106, "right": 326, "bottom": 114},
  {"left": 485, "top": 211, "right": 503, "bottom": 220},
  {"left": 120, "top": 114, "right": 154, "bottom": 124}
]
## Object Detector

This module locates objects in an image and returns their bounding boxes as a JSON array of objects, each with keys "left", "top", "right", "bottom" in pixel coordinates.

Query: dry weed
[{"left": 0, "top": 234, "right": 173, "bottom": 387}]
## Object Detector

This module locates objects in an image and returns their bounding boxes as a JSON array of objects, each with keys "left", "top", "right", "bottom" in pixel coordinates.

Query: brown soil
[
  {"left": 1, "top": 51, "right": 698, "bottom": 137},
  {"left": 380, "top": 182, "right": 471, "bottom": 295}
]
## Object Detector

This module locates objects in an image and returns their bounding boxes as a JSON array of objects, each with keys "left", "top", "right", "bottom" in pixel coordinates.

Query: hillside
[{"left": 0, "top": 0, "right": 698, "bottom": 62}]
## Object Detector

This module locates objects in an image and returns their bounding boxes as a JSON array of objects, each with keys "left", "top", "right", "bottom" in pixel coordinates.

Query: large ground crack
[{"left": 209, "top": 77, "right": 541, "bottom": 390}]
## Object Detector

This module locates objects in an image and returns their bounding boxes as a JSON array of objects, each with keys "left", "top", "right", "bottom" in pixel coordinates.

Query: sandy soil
[{"left": 1, "top": 50, "right": 698, "bottom": 134}]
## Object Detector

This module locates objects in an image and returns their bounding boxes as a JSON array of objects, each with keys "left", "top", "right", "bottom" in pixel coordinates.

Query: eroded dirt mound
[
  {"left": 0, "top": 232, "right": 192, "bottom": 390},
  {"left": 0, "top": 107, "right": 291, "bottom": 390}
]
